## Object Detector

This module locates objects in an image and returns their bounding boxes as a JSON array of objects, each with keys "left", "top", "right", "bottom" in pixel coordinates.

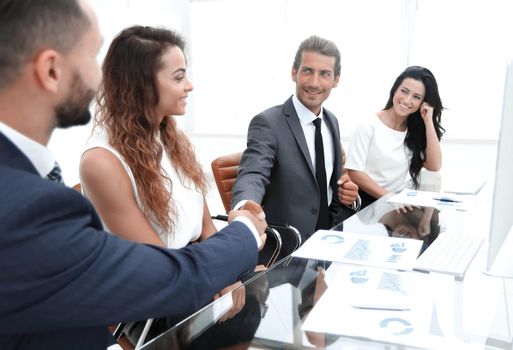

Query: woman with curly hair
[
  {"left": 80, "top": 26, "right": 244, "bottom": 329},
  {"left": 81, "top": 25, "right": 215, "bottom": 247},
  {"left": 345, "top": 66, "right": 445, "bottom": 209}
]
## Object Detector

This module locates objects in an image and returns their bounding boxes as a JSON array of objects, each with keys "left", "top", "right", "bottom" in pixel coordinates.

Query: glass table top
[{"left": 138, "top": 179, "right": 512, "bottom": 349}]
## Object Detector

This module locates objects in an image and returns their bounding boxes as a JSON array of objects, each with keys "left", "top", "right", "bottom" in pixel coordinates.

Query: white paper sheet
[
  {"left": 387, "top": 189, "right": 480, "bottom": 211},
  {"left": 442, "top": 175, "right": 488, "bottom": 195},
  {"left": 301, "top": 266, "right": 474, "bottom": 349},
  {"left": 302, "top": 266, "right": 431, "bottom": 347},
  {"left": 292, "top": 230, "right": 422, "bottom": 271}
]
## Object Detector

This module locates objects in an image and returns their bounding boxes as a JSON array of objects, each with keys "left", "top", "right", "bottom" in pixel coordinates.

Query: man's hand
[
  {"left": 228, "top": 200, "right": 267, "bottom": 250},
  {"left": 337, "top": 174, "right": 358, "bottom": 206}
]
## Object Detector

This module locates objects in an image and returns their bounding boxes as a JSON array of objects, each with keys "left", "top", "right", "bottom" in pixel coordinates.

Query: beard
[{"left": 55, "top": 72, "right": 96, "bottom": 128}]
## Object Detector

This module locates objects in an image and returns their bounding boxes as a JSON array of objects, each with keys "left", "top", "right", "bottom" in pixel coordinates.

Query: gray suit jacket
[{"left": 232, "top": 96, "right": 346, "bottom": 240}]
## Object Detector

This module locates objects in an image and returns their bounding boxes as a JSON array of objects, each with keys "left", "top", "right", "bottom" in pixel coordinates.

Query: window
[{"left": 188, "top": 0, "right": 513, "bottom": 140}]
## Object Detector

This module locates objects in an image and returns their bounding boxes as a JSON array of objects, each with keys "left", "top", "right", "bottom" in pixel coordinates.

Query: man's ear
[
  {"left": 291, "top": 67, "right": 297, "bottom": 82},
  {"left": 333, "top": 75, "right": 340, "bottom": 88},
  {"left": 33, "top": 49, "right": 63, "bottom": 93}
]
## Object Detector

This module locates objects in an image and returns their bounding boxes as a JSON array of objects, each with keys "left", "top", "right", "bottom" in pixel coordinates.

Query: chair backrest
[
  {"left": 211, "top": 152, "right": 242, "bottom": 213},
  {"left": 210, "top": 152, "right": 303, "bottom": 265},
  {"left": 72, "top": 183, "right": 82, "bottom": 193}
]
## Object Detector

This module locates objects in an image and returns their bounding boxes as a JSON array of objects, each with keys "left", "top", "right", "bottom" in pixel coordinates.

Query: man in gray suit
[{"left": 232, "top": 35, "right": 360, "bottom": 241}]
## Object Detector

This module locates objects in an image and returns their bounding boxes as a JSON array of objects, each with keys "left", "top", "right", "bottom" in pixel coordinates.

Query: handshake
[{"left": 227, "top": 200, "right": 267, "bottom": 251}]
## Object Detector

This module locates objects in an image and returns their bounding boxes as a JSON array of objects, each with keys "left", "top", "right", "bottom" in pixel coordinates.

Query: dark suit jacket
[
  {"left": 0, "top": 132, "right": 257, "bottom": 349},
  {"left": 232, "top": 96, "right": 346, "bottom": 240}
]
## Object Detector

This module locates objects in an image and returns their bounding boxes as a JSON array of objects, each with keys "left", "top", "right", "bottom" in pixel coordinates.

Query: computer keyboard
[{"left": 413, "top": 233, "right": 484, "bottom": 281}]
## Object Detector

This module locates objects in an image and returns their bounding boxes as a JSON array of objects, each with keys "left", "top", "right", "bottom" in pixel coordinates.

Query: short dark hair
[
  {"left": 0, "top": 0, "right": 90, "bottom": 90},
  {"left": 293, "top": 35, "right": 341, "bottom": 77}
]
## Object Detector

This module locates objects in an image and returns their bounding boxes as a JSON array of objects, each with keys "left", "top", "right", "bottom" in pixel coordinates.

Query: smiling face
[
  {"left": 292, "top": 50, "right": 339, "bottom": 116},
  {"left": 391, "top": 78, "right": 425, "bottom": 118},
  {"left": 154, "top": 45, "right": 193, "bottom": 120}
]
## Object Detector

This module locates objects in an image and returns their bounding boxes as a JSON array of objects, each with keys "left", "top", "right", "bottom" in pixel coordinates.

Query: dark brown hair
[
  {"left": 384, "top": 66, "right": 445, "bottom": 188},
  {"left": 0, "top": 0, "right": 90, "bottom": 90},
  {"left": 293, "top": 35, "right": 341, "bottom": 77}
]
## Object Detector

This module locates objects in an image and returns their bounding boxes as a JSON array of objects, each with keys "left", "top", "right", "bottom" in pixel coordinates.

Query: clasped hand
[
  {"left": 228, "top": 200, "right": 267, "bottom": 250},
  {"left": 337, "top": 173, "right": 359, "bottom": 206}
]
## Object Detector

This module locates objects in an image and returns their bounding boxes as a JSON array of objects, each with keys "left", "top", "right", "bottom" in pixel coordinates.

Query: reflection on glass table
[
  {"left": 139, "top": 180, "right": 511, "bottom": 349},
  {"left": 140, "top": 253, "right": 510, "bottom": 349},
  {"left": 333, "top": 199, "right": 441, "bottom": 256},
  {"left": 335, "top": 170, "right": 443, "bottom": 255}
]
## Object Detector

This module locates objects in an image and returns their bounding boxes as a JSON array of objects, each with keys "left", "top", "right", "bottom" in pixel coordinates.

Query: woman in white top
[
  {"left": 79, "top": 26, "right": 244, "bottom": 324},
  {"left": 346, "top": 66, "right": 445, "bottom": 209}
]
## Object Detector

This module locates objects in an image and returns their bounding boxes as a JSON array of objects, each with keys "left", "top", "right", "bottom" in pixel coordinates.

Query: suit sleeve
[
  {"left": 0, "top": 183, "right": 257, "bottom": 333},
  {"left": 231, "top": 114, "right": 278, "bottom": 208}
]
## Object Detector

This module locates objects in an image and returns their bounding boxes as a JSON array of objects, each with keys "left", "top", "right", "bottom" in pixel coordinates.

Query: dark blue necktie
[
  {"left": 46, "top": 161, "right": 64, "bottom": 184},
  {"left": 313, "top": 118, "right": 330, "bottom": 230}
]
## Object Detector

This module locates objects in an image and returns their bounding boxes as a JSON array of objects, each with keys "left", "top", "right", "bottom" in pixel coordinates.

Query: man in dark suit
[
  {"left": 232, "top": 35, "right": 360, "bottom": 241},
  {"left": 0, "top": 1, "right": 266, "bottom": 349}
]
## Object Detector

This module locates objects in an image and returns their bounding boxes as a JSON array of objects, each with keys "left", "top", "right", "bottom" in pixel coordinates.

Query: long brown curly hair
[{"left": 93, "top": 25, "right": 206, "bottom": 233}]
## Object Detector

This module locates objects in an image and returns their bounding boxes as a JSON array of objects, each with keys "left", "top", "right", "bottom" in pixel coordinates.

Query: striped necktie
[{"left": 46, "top": 161, "right": 64, "bottom": 184}]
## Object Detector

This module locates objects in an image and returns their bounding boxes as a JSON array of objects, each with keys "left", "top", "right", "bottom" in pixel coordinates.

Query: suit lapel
[
  {"left": 1, "top": 132, "right": 105, "bottom": 230},
  {"left": 0, "top": 132, "right": 39, "bottom": 176},
  {"left": 283, "top": 97, "right": 316, "bottom": 176}
]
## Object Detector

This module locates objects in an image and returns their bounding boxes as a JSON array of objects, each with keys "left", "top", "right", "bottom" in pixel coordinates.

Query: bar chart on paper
[{"left": 292, "top": 230, "right": 422, "bottom": 270}]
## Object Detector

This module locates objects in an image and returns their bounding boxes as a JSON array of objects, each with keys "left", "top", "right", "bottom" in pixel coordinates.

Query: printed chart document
[
  {"left": 302, "top": 265, "right": 470, "bottom": 349},
  {"left": 292, "top": 230, "right": 422, "bottom": 271},
  {"left": 387, "top": 189, "right": 480, "bottom": 211}
]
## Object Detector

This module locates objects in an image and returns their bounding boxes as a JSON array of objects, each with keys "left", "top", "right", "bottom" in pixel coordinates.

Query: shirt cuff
[
  {"left": 348, "top": 194, "right": 362, "bottom": 212},
  {"left": 233, "top": 216, "right": 262, "bottom": 247},
  {"left": 233, "top": 199, "right": 248, "bottom": 210}
]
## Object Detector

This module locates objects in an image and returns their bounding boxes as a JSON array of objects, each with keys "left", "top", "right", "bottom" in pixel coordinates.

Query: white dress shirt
[
  {"left": 0, "top": 121, "right": 55, "bottom": 178},
  {"left": 292, "top": 95, "right": 335, "bottom": 205}
]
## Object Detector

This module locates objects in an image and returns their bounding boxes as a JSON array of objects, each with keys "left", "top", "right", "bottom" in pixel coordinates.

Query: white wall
[
  {"left": 50, "top": 0, "right": 512, "bottom": 188},
  {"left": 48, "top": 0, "right": 189, "bottom": 185}
]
